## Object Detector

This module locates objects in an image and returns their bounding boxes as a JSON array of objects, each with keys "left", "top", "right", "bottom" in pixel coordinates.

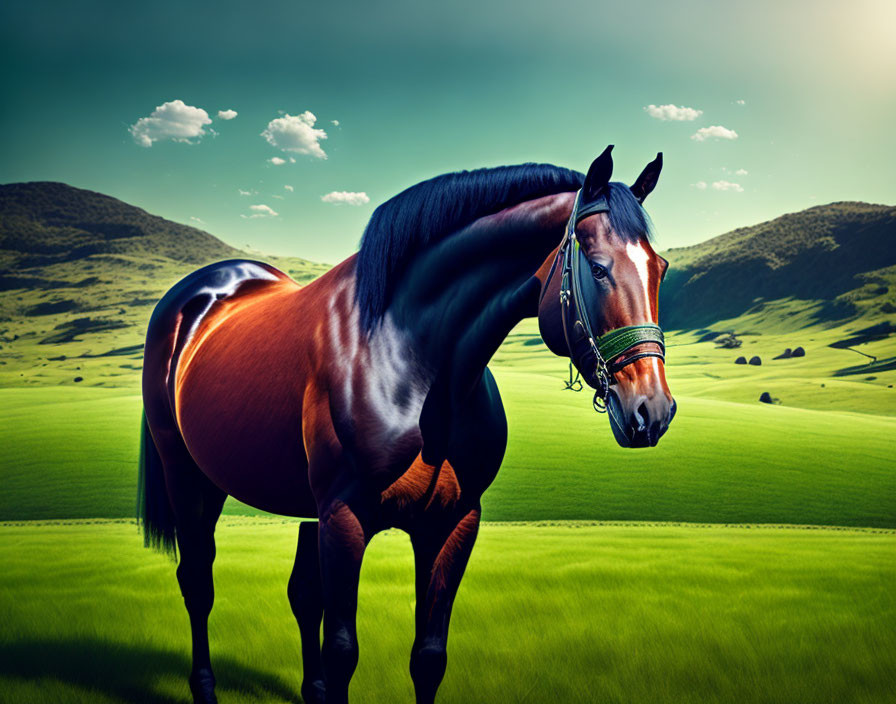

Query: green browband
[{"left": 596, "top": 324, "right": 665, "bottom": 366}]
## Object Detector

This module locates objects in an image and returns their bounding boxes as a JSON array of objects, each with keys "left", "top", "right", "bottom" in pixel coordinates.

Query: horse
[{"left": 138, "top": 145, "right": 675, "bottom": 704}]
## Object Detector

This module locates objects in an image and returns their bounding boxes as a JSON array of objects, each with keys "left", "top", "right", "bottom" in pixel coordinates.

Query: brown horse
[{"left": 139, "top": 146, "right": 674, "bottom": 704}]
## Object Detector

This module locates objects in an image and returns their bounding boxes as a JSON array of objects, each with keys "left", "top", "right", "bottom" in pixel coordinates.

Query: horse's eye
[{"left": 591, "top": 263, "right": 608, "bottom": 280}]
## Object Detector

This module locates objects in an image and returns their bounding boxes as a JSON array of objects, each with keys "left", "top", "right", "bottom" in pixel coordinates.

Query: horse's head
[{"left": 538, "top": 146, "right": 675, "bottom": 448}]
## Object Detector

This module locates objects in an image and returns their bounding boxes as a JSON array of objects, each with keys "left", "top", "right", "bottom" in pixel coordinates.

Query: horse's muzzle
[{"left": 606, "top": 389, "right": 676, "bottom": 448}]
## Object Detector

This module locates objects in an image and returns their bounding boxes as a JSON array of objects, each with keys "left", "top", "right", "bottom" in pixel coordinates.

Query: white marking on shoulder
[
  {"left": 626, "top": 242, "right": 651, "bottom": 314},
  {"left": 364, "top": 314, "right": 427, "bottom": 436}
]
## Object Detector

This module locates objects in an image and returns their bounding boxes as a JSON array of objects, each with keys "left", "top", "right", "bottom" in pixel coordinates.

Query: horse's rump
[{"left": 145, "top": 259, "right": 318, "bottom": 516}]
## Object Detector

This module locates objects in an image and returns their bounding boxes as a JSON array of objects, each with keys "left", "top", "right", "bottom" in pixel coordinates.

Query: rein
[{"left": 542, "top": 190, "right": 665, "bottom": 412}]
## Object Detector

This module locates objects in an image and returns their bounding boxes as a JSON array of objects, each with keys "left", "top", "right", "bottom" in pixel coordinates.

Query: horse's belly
[
  {"left": 182, "top": 405, "right": 313, "bottom": 516},
  {"left": 174, "top": 318, "right": 315, "bottom": 517}
]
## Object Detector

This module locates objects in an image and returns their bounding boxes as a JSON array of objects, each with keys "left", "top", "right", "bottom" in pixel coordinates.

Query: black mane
[
  {"left": 355, "top": 163, "right": 583, "bottom": 331},
  {"left": 355, "top": 163, "right": 652, "bottom": 332}
]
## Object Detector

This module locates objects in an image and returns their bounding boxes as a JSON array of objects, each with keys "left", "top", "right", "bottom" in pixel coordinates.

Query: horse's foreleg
[
  {"left": 318, "top": 499, "right": 368, "bottom": 704},
  {"left": 410, "top": 507, "right": 481, "bottom": 704},
  {"left": 288, "top": 520, "right": 325, "bottom": 704}
]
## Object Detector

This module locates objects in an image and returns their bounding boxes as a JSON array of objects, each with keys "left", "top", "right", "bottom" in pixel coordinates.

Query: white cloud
[
  {"left": 284, "top": 185, "right": 294, "bottom": 191},
  {"left": 268, "top": 156, "right": 286, "bottom": 165},
  {"left": 238, "top": 188, "right": 256, "bottom": 196},
  {"left": 217, "top": 109, "right": 238, "bottom": 120},
  {"left": 129, "top": 99, "right": 212, "bottom": 147},
  {"left": 735, "top": 168, "right": 748, "bottom": 176},
  {"left": 241, "top": 204, "right": 279, "bottom": 219},
  {"left": 261, "top": 111, "right": 328, "bottom": 159},
  {"left": 694, "top": 181, "right": 708, "bottom": 190},
  {"left": 189, "top": 216, "right": 206, "bottom": 224},
  {"left": 644, "top": 104, "right": 703, "bottom": 121},
  {"left": 692, "top": 125, "right": 739, "bottom": 142},
  {"left": 331, "top": 119, "right": 340, "bottom": 126},
  {"left": 321, "top": 191, "right": 370, "bottom": 206},
  {"left": 736, "top": 99, "right": 746, "bottom": 105},
  {"left": 711, "top": 180, "right": 744, "bottom": 192}
]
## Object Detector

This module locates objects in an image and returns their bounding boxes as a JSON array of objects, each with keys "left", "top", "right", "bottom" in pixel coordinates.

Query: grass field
[
  {"left": 2, "top": 318, "right": 894, "bottom": 526},
  {"left": 2, "top": 379, "right": 894, "bottom": 527},
  {"left": 2, "top": 281, "right": 894, "bottom": 702},
  {"left": 1, "top": 519, "right": 894, "bottom": 704}
]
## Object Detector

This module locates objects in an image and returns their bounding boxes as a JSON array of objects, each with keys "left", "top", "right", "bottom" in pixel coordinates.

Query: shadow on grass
[{"left": 0, "top": 637, "right": 300, "bottom": 703}]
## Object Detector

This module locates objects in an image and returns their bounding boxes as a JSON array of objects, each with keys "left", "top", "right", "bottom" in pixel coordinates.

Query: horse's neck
[
  {"left": 387, "top": 192, "right": 573, "bottom": 366},
  {"left": 379, "top": 192, "right": 574, "bottom": 462}
]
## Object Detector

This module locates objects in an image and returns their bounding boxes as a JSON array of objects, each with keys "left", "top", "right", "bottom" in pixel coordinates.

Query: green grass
[
  {"left": 0, "top": 387, "right": 142, "bottom": 520},
  {"left": 1, "top": 519, "right": 893, "bottom": 704},
  {"left": 2, "top": 319, "right": 895, "bottom": 526},
  {"left": 2, "top": 283, "right": 894, "bottom": 527},
  {"left": 489, "top": 369, "right": 896, "bottom": 527}
]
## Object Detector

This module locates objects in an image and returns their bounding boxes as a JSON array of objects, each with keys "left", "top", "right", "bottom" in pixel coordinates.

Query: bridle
[{"left": 541, "top": 189, "right": 666, "bottom": 412}]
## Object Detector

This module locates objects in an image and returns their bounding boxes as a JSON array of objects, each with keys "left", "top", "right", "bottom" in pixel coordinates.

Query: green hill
[
  {"left": 660, "top": 201, "right": 896, "bottom": 331},
  {"left": 0, "top": 181, "right": 244, "bottom": 272},
  {"left": 0, "top": 182, "right": 329, "bottom": 387}
]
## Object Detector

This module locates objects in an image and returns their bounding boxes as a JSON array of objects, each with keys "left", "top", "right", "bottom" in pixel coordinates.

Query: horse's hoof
[
  {"left": 301, "top": 678, "right": 326, "bottom": 704},
  {"left": 189, "top": 668, "right": 218, "bottom": 704}
]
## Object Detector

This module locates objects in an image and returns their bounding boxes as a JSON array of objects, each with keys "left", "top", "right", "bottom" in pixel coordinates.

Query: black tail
[{"left": 137, "top": 410, "right": 177, "bottom": 556}]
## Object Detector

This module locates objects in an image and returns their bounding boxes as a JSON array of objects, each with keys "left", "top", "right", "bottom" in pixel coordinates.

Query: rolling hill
[
  {"left": 0, "top": 181, "right": 246, "bottom": 275},
  {"left": 660, "top": 201, "right": 896, "bottom": 331},
  {"left": 0, "top": 182, "right": 330, "bottom": 387}
]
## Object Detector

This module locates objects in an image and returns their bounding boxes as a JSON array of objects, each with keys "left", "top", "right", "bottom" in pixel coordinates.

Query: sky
[{"left": 1, "top": 0, "right": 894, "bottom": 264}]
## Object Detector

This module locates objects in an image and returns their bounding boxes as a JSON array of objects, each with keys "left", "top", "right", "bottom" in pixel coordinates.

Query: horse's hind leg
[
  {"left": 409, "top": 506, "right": 481, "bottom": 704},
  {"left": 288, "top": 521, "right": 326, "bottom": 704},
  {"left": 162, "top": 443, "right": 227, "bottom": 704}
]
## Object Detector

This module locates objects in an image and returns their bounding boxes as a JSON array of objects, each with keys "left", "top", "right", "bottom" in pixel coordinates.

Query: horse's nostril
[{"left": 633, "top": 401, "right": 649, "bottom": 433}]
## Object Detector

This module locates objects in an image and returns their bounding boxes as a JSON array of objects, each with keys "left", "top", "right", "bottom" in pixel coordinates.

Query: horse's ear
[
  {"left": 582, "top": 145, "right": 613, "bottom": 203},
  {"left": 630, "top": 152, "right": 663, "bottom": 204}
]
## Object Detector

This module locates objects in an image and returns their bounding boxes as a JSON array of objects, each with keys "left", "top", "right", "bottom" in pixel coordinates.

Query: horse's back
[{"left": 143, "top": 259, "right": 318, "bottom": 517}]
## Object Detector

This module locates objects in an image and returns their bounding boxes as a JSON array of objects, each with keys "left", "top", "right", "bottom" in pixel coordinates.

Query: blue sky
[{"left": 1, "top": 0, "right": 893, "bottom": 263}]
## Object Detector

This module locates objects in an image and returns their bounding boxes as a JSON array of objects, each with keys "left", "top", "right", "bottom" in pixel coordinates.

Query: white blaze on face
[{"left": 625, "top": 242, "right": 651, "bottom": 317}]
